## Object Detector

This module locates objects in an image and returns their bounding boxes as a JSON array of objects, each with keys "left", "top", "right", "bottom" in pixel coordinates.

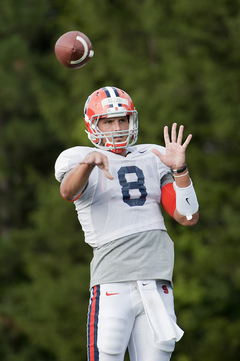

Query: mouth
[{"left": 113, "top": 137, "right": 127, "bottom": 144}]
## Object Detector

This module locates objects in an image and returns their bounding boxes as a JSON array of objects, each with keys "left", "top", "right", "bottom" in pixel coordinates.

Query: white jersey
[{"left": 55, "top": 144, "right": 171, "bottom": 248}]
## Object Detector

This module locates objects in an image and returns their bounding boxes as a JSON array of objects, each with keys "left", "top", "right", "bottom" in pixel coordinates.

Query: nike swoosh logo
[
  {"left": 186, "top": 198, "right": 190, "bottom": 205},
  {"left": 106, "top": 292, "right": 120, "bottom": 296},
  {"left": 139, "top": 149, "right": 147, "bottom": 153},
  {"left": 142, "top": 283, "right": 148, "bottom": 286}
]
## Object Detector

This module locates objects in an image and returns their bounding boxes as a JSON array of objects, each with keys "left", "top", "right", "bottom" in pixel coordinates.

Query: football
[{"left": 54, "top": 31, "right": 94, "bottom": 69}]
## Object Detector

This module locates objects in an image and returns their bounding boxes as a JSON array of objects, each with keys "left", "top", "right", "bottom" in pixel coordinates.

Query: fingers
[
  {"left": 79, "top": 152, "right": 113, "bottom": 180},
  {"left": 151, "top": 148, "right": 162, "bottom": 158},
  {"left": 164, "top": 123, "right": 192, "bottom": 148},
  {"left": 171, "top": 123, "right": 177, "bottom": 143},
  {"left": 170, "top": 123, "right": 182, "bottom": 144},
  {"left": 102, "top": 168, "right": 114, "bottom": 180},
  {"left": 177, "top": 125, "right": 183, "bottom": 144},
  {"left": 182, "top": 133, "right": 192, "bottom": 149},
  {"left": 163, "top": 126, "right": 170, "bottom": 145}
]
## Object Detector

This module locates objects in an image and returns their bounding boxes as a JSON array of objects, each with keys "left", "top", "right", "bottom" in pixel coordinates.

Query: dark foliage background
[{"left": 1, "top": 0, "right": 240, "bottom": 360}]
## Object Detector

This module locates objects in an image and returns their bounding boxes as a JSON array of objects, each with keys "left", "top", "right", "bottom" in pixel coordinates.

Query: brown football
[{"left": 54, "top": 31, "right": 94, "bottom": 69}]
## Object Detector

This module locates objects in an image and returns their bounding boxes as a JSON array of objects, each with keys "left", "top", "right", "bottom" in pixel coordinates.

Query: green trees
[{"left": 1, "top": 0, "right": 240, "bottom": 360}]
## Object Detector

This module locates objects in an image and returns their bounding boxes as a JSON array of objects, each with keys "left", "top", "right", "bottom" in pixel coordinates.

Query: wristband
[
  {"left": 174, "top": 180, "right": 199, "bottom": 220},
  {"left": 173, "top": 171, "right": 189, "bottom": 178},
  {"left": 171, "top": 163, "right": 187, "bottom": 174}
]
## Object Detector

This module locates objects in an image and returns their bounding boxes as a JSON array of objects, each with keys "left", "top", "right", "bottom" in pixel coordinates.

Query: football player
[{"left": 55, "top": 86, "right": 199, "bottom": 361}]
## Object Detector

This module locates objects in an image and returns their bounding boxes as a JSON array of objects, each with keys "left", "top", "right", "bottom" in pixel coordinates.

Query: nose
[{"left": 114, "top": 120, "right": 121, "bottom": 131}]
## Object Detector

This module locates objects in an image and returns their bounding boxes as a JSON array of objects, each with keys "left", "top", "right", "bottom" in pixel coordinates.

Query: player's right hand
[{"left": 79, "top": 152, "right": 114, "bottom": 180}]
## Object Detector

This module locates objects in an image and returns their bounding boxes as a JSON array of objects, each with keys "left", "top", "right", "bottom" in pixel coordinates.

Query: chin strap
[{"left": 173, "top": 180, "right": 199, "bottom": 220}]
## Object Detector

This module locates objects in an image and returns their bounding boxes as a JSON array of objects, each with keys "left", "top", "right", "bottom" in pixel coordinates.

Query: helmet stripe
[
  {"left": 112, "top": 87, "right": 120, "bottom": 97},
  {"left": 102, "top": 87, "right": 113, "bottom": 108},
  {"left": 103, "top": 87, "right": 111, "bottom": 98},
  {"left": 112, "top": 87, "right": 123, "bottom": 107},
  {"left": 84, "top": 96, "right": 91, "bottom": 115},
  {"left": 103, "top": 86, "right": 123, "bottom": 109}
]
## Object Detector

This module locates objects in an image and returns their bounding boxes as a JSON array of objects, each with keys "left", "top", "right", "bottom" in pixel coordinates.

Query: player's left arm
[
  {"left": 153, "top": 123, "right": 199, "bottom": 226},
  {"left": 161, "top": 177, "right": 199, "bottom": 226}
]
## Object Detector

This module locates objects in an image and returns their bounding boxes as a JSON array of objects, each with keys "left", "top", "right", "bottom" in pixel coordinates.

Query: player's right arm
[{"left": 60, "top": 151, "right": 113, "bottom": 201}]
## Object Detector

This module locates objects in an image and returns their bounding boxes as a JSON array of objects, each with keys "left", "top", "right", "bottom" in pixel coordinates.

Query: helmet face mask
[{"left": 84, "top": 87, "right": 138, "bottom": 153}]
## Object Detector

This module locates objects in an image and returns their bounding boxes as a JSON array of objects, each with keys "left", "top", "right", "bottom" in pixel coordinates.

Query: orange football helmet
[{"left": 84, "top": 86, "right": 138, "bottom": 153}]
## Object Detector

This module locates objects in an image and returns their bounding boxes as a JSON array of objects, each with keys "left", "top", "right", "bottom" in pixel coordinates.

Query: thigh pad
[{"left": 98, "top": 308, "right": 129, "bottom": 355}]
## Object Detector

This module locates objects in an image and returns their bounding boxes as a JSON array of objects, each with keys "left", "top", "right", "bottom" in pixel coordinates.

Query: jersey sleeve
[
  {"left": 151, "top": 145, "right": 176, "bottom": 218},
  {"left": 161, "top": 183, "right": 176, "bottom": 218},
  {"left": 54, "top": 147, "right": 85, "bottom": 182},
  {"left": 160, "top": 171, "right": 176, "bottom": 218}
]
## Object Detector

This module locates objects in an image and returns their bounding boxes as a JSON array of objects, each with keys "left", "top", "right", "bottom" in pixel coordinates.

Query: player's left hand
[{"left": 151, "top": 123, "right": 192, "bottom": 170}]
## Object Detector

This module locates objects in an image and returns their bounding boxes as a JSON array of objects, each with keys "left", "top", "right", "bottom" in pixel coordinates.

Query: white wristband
[{"left": 174, "top": 180, "right": 199, "bottom": 220}]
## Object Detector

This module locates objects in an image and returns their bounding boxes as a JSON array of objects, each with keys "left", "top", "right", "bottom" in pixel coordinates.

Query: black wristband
[{"left": 171, "top": 163, "right": 187, "bottom": 174}]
